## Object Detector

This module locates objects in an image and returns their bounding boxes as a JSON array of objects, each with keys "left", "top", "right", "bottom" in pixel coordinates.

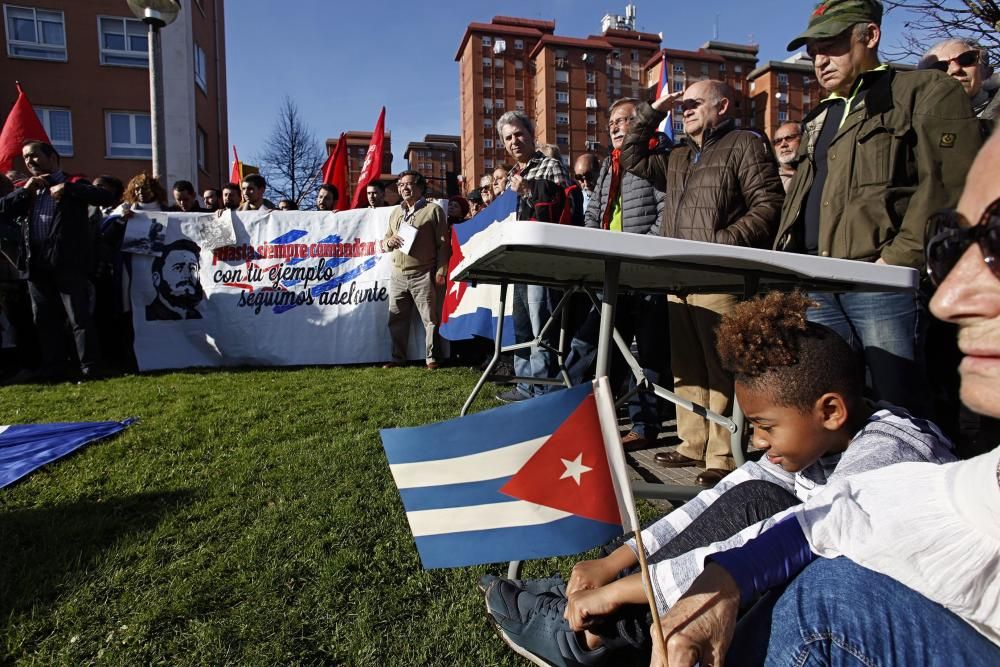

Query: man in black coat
[{"left": 0, "top": 141, "right": 115, "bottom": 380}]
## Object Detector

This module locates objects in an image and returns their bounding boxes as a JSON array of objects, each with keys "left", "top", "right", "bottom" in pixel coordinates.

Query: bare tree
[
  {"left": 883, "top": 1, "right": 1000, "bottom": 65},
  {"left": 256, "top": 96, "right": 326, "bottom": 206}
]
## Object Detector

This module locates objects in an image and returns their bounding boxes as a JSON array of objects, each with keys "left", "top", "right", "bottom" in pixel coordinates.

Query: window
[
  {"left": 734, "top": 118, "right": 742, "bottom": 127},
  {"left": 494, "top": 58, "right": 504, "bottom": 68},
  {"left": 673, "top": 120, "right": 684, "bottom": 133},
  {"left": 495, "top": 98, "right": 505, "bottom": 109},
  {"left": 701, "top": 63, "right": 709, "bottom": 74},
  {"left": 484, "top": 138, "right": 493, "bottom": 149},
  {"left": 482, "top": 36, "right": 492, "bottom": 47},
  {"left": 778, "top": 110, "right": 788, "bottom": 122},
  {"left": 106, "top": 111, "right": 152, "bottom": 158},
  {"left": 556, "top": 112, "right": 569, "bottom": 125},
  {"left": 4, "top": 5, "right": 66, "bottom": 60},
  {"left": 555, "top": 91, "right": 569, "bottom": 104},
  {"left": 586, "top": 113, "right": 596, "bottom": 125},
  {"left": 494, "top": 77, "right": 504, "bottom": 88},
  {"left": 99, "top": 16, "right": 148, "bottom": 67},
  {"left": 718, "top": 62, "right": 727, "bottom": 72},
  {"left": 556, "top": 133, "right": 569, "bottom": 146},
  {"left": 631, "top": 49, "right": 639, "bottom": 62},
  {"left": 612, "top": 49, "right": 620, "bottom": 59},
  {"left": 673, "top": 80, "right": 684, "bottom": 92},
  {"left": 515, "top": 59, "right": 523, "bottom": 70},
  {"left": 777, "top": 73, "right": 789, "bottom": 85},
  {"left": 484, "top": 118, "right": 493, "bottom": 128},
  {"left": 483, "top": 97, "right": 493, "bottom": 109},
  {"left": 514, "top": 39, "right": 523, "bottom": 50},
  {"left": 514, "top": 79, "right": 523, "bottom": 90},
  {"left": 35, "top": 107, "right": 72, "bottom": 156},
  {"left": 482, "top": 56, "right": 492, "bottom": 68},
  {"left": 483, "top": 77, "right": 492, "bottom": 90},
  {"left": 803, "top": 76, "right": 812, "bottom": 86},
  {"left": 515, "top": 100, "right": 525, "bottom": 111},
  {"left": 734, "top": 64, "right": 742, "bottom": 73},
  {"left": 556, "top": 70, "right": 568, "bottom": 83},
  {"left": 586, "top": 71, "right": 595, "bottom": 83},
  {"left": 673, "top": 63, "right": 685, "bottom": 74},
  {"left": 196, "top": 126, "right": 207, "bottom": 171},
  {"left": 194, "top": 42, "right": 208, "bottom": 91},
  {"left": 802, "top": 94, "right": 811, "bottom": 105},
  {"left": 484, "top": 157, "right": 494, "bottom": 169}
]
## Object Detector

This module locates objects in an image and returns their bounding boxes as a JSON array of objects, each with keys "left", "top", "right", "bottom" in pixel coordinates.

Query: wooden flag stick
[{"left": 632, "top": 527, "right": 668, "bottom": 659}]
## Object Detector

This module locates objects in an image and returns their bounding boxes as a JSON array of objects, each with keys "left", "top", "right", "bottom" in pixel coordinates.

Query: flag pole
[{"left": 591, "top": 377, "right": 669, "bottom": 660}]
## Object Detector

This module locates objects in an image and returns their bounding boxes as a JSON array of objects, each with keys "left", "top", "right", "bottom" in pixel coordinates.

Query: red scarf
[{"left": 601, "top": 149, "right": 622, "bottom": 230}]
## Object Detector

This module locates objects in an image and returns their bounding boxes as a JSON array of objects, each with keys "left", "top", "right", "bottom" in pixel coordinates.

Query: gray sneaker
[
  {"left": 484, "top": 580, "right": 609, "bottom": 667},
  {"left": 477, "top": 573, "right": 566, "bottom": 596}
]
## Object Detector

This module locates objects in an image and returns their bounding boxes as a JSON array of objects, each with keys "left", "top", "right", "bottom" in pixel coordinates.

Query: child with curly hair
[{"left": 484, "top": 290, "right": 956, "bottom": 667}]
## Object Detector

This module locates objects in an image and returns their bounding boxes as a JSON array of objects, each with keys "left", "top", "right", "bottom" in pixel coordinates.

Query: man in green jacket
[{"left": 776, "top": 0, "right": 981, "bottom": 415}]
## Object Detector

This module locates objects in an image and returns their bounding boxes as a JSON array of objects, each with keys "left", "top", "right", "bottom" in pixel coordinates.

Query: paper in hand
[{"left": 396, "top": 223, "right": 419, "bottom": 256}]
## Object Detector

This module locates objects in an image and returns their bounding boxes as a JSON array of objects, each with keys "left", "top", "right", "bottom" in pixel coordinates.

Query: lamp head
[{"left": 127, "top": 0, "right": 181, "bottom": 27}]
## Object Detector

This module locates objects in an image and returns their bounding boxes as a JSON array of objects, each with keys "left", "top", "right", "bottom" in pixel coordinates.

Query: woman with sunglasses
[
  {"left": 645, "top": 130, "right": 1000, "bottom": 667},
  {"left": 920, "top": 38, "right": 999, "bottom": 123}
]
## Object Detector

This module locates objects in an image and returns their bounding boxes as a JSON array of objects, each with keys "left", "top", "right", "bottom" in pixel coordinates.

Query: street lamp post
[{"left": 127, "top": 0, "right": 181, "bottom": 180}]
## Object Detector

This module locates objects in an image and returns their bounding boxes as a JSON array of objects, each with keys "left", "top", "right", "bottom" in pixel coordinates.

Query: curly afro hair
[{"left": 715, "top": 291, "right": 863, "bottom": 411}]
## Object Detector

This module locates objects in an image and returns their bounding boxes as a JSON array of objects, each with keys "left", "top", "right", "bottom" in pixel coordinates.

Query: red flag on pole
[
  {"left": 230, "top": 145, "right": 242, "bottom": 184},
  {"left": 0, "top": 82, "right": 51, "bottom": 173},
  {"left": 350, "top": 107, "right": 386, "bottom": 209},
  {"left": 321, "top": 133, "right": 350, "bottom": 211}
]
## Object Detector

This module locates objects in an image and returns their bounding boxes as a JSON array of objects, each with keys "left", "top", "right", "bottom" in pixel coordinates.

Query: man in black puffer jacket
[
  {"left": 0, "top": 141, "right": 115, "bottom": 381},
  {"left": 564, "top": 98, "right": 671, "bottom": 451}
]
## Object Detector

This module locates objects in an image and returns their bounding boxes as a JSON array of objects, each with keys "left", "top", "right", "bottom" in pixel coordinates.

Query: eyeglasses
[
  {"left": 925, "top": 197, "right": 1000, "bottom": 286},
  {"left": 574, "top": 173, "right": 594, "bottom": 181},
  {"left": 926, "top": 49, "right": 981, "bottom": 72},
  {"left": 608, "top": 116, "right": 636, "bottom": 130},
  {"left": 773, "top": 133, "right": 801, "bottom": 146}
]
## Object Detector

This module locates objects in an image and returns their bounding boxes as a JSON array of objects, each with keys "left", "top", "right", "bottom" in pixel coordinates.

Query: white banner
[{"left": 127, "top": 209, "right": 429, "bottom": 371}]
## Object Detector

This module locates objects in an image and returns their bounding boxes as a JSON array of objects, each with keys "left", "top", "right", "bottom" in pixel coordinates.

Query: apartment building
[
  {"left": 746, "top": 54, "right": 824, "bottom": 139},
  {"left": 404, "top": 134, "right": 461, "bottom": 197},
  {"left": 643, "top": 41, "right": 759, "bottom": 138},
  {"left": 324, "top": 132, "right": 398, "bottom": 205},
  {"left": 0, "top": 0, "right": 228, "bottom": 191}
]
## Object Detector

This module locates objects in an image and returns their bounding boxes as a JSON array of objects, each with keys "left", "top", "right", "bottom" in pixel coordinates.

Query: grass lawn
[{"left": 0, "top": 366, "right": 655, "bottom": 666}]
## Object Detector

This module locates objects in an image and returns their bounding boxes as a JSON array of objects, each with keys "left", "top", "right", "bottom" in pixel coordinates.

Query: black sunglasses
[
  {"left": 925, "top": 197, "right": 1000, "bottom": 286},
  {"left": 927, "top": 49, "right": 980, "bottom": 72}
]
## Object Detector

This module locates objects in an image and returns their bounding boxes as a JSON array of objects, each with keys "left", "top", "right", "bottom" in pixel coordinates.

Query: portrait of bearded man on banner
[{"left": 146, "top": 239, "right": 205, "bottom": 321}]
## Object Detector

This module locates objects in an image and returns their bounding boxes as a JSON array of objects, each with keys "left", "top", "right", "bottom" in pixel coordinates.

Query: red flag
[
  {"left": 321, "top": 133, "right": 350, "bottom": 211},
  {"left": 230, "top": 145, "right": 241, "bottom": 184},
  {"left": 0, "top": 82, "right": 51, "bottom": 173},
  {"left": 350, "top": 107, "right": 386, "bottom": 208}
]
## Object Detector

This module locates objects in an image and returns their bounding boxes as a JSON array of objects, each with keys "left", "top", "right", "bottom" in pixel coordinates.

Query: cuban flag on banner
[
  {"left": 439, "top": 190, "right": 517, "bottom": 345},
  {"left": 656, "top": 54, "right": 675, "bottom": 143},
  {"left": 380, "top": 380, "right": 639, "bottom": 569},
  {"left": 0, "top": 419, "right": 136, "bottom": 488}
]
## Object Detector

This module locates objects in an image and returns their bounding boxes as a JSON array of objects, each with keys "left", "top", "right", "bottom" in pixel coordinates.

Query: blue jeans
[
  {"left": 730, "top": 558, "right": 1000, "bottom": 666},
  {"left": 807, "top": 291, "right": 932, "bottom": 417},
  {"left": 512, "top": 283, "right": 560, "bottom": 397},
  {"left": 564, "top": 293, "right": 669, "bottom": 437}
]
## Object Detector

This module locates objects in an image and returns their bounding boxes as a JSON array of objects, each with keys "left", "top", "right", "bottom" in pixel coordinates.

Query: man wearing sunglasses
[
  {"left": 919, "top": 38, "right": 998, "bottom": 124},
  {"left": 775, "top": 0, "right": 982, "bottom": 417},
  {"left": 772, "top": 122, "right": 803, "bottom": 192}
]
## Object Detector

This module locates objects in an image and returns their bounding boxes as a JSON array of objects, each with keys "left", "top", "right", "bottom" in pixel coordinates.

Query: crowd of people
[{"left": 1, "top": 0, "right": 999, "bottom": 662}]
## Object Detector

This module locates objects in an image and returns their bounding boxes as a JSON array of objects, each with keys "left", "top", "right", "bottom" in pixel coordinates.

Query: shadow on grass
[{"left": 0, "top": 489, "right": 195, "bottom": 618}]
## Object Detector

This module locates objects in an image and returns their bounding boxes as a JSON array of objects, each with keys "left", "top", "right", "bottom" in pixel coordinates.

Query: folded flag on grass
[
  {"left": 0, "top": 419, "right": 137, "bottom": 488},
  {"left": 380, "top": 380, "right": 638, "bottom": 569}
]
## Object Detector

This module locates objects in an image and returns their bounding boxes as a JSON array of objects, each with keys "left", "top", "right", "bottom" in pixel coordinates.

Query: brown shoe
[
  {"left": 654, "top": 450, "right": 701, "bottom": 468},
  {"left": 695, "top": 468, "right": 730, "bottom": 488},
  {"left": 621, "top": 430, "right": 652, "bottom": 452},
  {"left": 426, "top": 362, "right": 439, "bottom": 370}
]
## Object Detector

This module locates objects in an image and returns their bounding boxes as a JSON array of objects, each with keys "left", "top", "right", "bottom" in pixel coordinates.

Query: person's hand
[
  {"left": 23, "top": 177, "right": 48, "bottom": 194},
  {"left": 564, "top": 586, "right": 622, "bottom": 631},
  {"left": 566, "top": 557, "right": 621, "bottom": 597},
  {"left": 651, "top": 89, "right": 684, "bottom": 113},
  {"left": 385, "top": 234, "right": 404, "bottom": 250},
  {"left": 875, "top": 257, "right": 886, "bottom": 265},
  {"left": 509, "top": 174, "right": 532, "bottom": 197},
  {"left": 649, "top": 563, "right": 741, "bottom": 667},
  {"left": 120, "top": 204, "right": 135, "bottom": 222},
  {"left": 434, "top": 269, "right": 446, "bottom": 286},
  {"left": 48, "top": 182, "right": 66, "bottom": 201}
]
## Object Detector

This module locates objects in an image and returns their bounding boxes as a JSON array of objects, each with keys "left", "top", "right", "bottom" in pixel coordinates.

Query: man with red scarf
[{"left": 563, "top": 97, "right": 672, "bottom": 451}]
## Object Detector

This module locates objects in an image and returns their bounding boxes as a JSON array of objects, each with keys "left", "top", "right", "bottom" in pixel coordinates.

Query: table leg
[
  {"left": 595, "top": 260, "right": 620, "bottom": 379},
  {"left": 461, "top": 281, "right": 508, "bottom": 417}
]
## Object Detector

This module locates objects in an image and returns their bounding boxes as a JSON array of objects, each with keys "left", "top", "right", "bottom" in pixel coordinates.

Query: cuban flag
[
  {"left": 656, "top": 54, "right": 675, "bottom": 143},
  {"left": 380, "top": 380, "right": 639, "bottom": 569},
  {"left": 439, "top": 190, "right": 517, "bottom": 345},
  {"left": 0, "top": 419, "right": 136, "bottom": 488}
]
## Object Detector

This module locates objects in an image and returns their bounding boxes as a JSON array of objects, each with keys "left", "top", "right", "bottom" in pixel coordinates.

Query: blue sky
[{"left": 224, "top": 1, "right": 912, "bottom": 173}]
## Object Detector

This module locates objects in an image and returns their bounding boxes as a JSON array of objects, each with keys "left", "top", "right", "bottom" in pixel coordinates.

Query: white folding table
[{"left": 452, "top": 222, "right": 918, "bottom": 502}]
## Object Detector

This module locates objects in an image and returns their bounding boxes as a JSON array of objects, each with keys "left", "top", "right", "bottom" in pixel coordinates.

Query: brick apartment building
[
  {"left": 455, "top": 7, "right": 771, "bottom": 183},
  {"left": 324, "top": 131, "right": 398, "bottom": 206},
  {"left": 404, "top": 133, "right": 460, "bottom": 197},
  {"left": 747, "top": 53, "right": 825, "bottom": 140},
  {"left": 0, "top": 0, "right": 228, "bottom": 192},
  {"left": 643, "top": 41, "right": 759, "bottom": 139}
]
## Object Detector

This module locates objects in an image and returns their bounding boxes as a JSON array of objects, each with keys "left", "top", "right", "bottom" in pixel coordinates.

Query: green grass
[{"left": 0, "top": 366, "right": 656, "bottom": 666}]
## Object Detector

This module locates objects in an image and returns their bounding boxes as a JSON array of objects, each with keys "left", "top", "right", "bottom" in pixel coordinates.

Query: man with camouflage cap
[{"left": 775, "top": 0, "right": 982, "bottom": 415}]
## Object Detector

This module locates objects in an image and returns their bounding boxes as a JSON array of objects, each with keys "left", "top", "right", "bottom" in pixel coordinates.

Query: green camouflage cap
[{"left": 787, "top": 0, "right": 883, "bottom": 51}]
